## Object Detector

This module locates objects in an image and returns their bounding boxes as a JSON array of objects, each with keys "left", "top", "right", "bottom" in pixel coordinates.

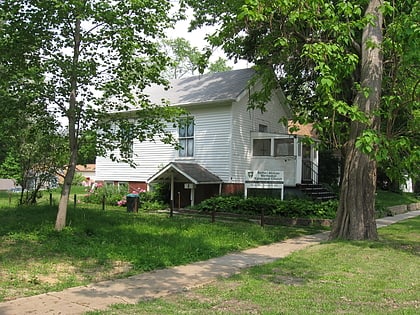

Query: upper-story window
[
  {"left": 120, "top": 137, "right": 134, "bottom": 159},
  {"left": 110, "top": 121, "right": 134, "bottom": 159},
  {"left": 259, "top": 124, "right": 268, "bottom": 132},
  {"left": 179, "top": 117, "right": 194, "bottom": 157}
]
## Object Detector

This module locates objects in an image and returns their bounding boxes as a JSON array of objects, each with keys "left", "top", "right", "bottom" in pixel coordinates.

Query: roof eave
[
  {"left": 170, "top": 99, "right": 235, "bottom": 108},
  {"left": 147, "top": 162, "right": 223, "bottom": 185}
]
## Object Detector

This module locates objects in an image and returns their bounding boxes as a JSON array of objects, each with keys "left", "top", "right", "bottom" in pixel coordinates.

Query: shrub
[
  {"left": 242, "top": 197, "right": 281, "bottom": 215},
  {"left": 83, "top": 184, "right": 168, "bottom": 210},
  {"left": 194, "top": 196, "right": 243, "bottom": 212},
  {"left": 311, "top": 199, "right": 339, "bottom": 218},
  {"left": 83, "top": 183, "right": 127, "bottom": 206},
  {"left": 72, "top": 173, "right": 86, "bottom": 186},
  {"left": 140, "top": 200, "right": 168, "bottom": 211},
  {"left": 193, "top": 195, "right": 338, "bottom": 219}
]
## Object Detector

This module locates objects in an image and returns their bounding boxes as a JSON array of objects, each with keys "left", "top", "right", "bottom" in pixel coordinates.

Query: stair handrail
[{"left": 302, "top": 160, "right": 319, "bottom": 185}]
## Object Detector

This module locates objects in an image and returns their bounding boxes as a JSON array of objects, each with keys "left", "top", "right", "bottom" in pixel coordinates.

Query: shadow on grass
[
  {"left": 0, "top": 204, "right": 325, "bottom": 282},
  {"left": 336, "top": 217, "right": 419, "bottom": 256},
  {"left": 237, "top": 216, "right": 420, "bottom": 285}
]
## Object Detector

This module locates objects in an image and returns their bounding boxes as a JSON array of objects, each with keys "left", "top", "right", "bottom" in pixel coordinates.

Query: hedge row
[{"left": 193, "top": 196, "right": 338, "bottom": 219}]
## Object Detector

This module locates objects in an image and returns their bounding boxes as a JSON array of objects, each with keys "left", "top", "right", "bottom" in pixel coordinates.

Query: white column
[{"left": 190, "top": 187, "right": 195, "bottom": 206}]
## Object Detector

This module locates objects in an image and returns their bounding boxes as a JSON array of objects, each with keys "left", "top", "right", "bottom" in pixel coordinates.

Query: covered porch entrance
[{"left": 148, "top": 162, "right": 223, "bottom": 210}]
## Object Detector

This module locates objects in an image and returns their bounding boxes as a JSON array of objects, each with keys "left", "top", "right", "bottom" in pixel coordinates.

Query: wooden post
[
  {"left": 50, "top": 193, "right": 53, "bottom": 206},
  {"left": 170, "top": 173, "right": 174, "bottom": 218},
  {"left": 134, "top": 196, "right": 138, "bottom": 213},
  {"left": 102, "top": 195, "right": 105, "bottom": 211},
  {"left": 8, "top": 192, "right": 11, "bottom": 206},
  {"left": 74, "top": 194, "right": 77, "bottom": 210}
]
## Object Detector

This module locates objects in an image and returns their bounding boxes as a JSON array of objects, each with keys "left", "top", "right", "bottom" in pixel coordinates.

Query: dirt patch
[
  {"left": 38, "top": 263, "right": 79, "bottom": 285},
  {"left": 261, "top": 274, "right": 306, "bottom": 285},
  {"left": 164, "top": 282, "right": 262, "bottom": 315},
  {"left": 1, "top": 259, "right": 134, "bottom": 301},
  {"left": 81, "top": 260, "right": 134, "bottom": 282}
]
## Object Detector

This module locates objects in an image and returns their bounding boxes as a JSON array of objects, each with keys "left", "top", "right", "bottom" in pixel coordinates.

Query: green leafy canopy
[{"left": 185, "top": 0, "right": 419, "bottom": 182}]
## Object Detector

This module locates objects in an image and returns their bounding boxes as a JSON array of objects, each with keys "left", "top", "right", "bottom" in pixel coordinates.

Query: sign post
[{"left": 244, "top": 170, "right": 284, "bottom": 200}]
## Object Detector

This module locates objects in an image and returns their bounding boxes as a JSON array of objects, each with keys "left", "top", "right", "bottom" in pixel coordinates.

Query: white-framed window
[
  {"left": 274, "top": 138, "right": 294, "bottom": 156},
  {"left": 109, "top": 121, "right": 134, "bottom": 159},
  {"left": 253, "top": 139, "right": 271, "bottom": 156},
  {"left": 120, "top": 138, "right": 133, "bottom": 159},
  {"left": 252, "top": 137, "right": 296, "bottom": 157},
  {"left": 179, "top": 117, "right": 194, "bottom": 157}
]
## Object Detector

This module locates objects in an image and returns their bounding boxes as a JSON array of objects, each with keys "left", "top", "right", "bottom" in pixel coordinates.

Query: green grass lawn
[
  {"left": 89, "top": 217, "right": 420, "bottom": 315},
  {"left": 0, "top": 188, "right": 418, "bottom": 305},
  {"left": 376, "top": 190, "right": 419, "bottom": 208},
  {"left": 0, "top": 186, "right": 87, "bottom": 208},
  {"left": 0, "top": 202, "right": 325, "bottom": 302}
]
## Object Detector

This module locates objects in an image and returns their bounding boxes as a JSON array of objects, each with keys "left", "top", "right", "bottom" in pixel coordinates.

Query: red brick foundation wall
[
  {"left": 97, "top": 181, "right": 245, "bottom": 207},
  {"left": 129, "top": 182, "right": 147, "bottom": 193},
  {"left": 95, "top": 181, "right": 147, "bottom": 193},
  {"left": 222, "top": 183, "right": 244, "bottom": 195}
]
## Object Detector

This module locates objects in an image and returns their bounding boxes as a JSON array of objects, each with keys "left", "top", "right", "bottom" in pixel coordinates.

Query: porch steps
[{"left": 297, "top": 183, "right": 337, "bottom": 201}]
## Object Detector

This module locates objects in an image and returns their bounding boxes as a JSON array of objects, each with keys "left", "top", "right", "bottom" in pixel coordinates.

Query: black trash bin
[{"left": 126, "top": 193, "right": 139, "bottom": 213}]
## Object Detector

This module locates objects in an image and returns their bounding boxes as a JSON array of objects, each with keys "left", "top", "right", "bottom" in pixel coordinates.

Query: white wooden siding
[
  {"left": 96, "top": 85, "right": 292, "bottom": 185},
  {"left": 178, "top": 105, "right": 232, "bottom": 181},
  {"left": 95, "top": 128, "right": 177, "bottom": 182},
  {"left": 96, "top": 105, "right": 232, "bottom": 183},
  {"left": 230, "top": 93, "right": 253, "bottom": 183},
  {"left": 230, "top": 87, "right": 290, "bottom": 183}
]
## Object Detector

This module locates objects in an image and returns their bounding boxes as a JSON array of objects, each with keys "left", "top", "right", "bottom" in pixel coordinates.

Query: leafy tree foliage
[
  {"left": 185, "top": 0, "right": 419, "bottom": 239},
  {"left": 0, "top": 118, "right": 66, "bottom": 205},
  {"left": 161, "top": 37, "right": 202, "bottom": 79},
  {"left": 1, "top": 0, "right": 185, "bottom": 230},
  {"left": 376, "top": 2, "right": 420, "bottom": 186},
  {"left": 207, "top": 57, "right": 233, "bottom": 73},
  {"left": 161, "top": 37, "right": 233, "bottom": 78},
  {"left": 0, "top": 4, "right": 46, "bottom": 165},
  {"left": 0, "top": 11, "right": 63, "bottom": 205}
]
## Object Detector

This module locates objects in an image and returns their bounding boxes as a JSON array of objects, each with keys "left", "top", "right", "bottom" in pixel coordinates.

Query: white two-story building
[{"left": 95, "top": 68, "right": 319, "bottom": 207}]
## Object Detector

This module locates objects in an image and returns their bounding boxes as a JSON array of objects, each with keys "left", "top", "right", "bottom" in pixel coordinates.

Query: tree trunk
[
  {"left": 331, "top": 128, "right": 379, "bottom": 240},
  {"left": 55, "top": 150, "right": 77, "bottom": 231},
  {"left": 330, "top": 0, "right": 383, "bottom": 240},
  {"left": 55, "top": 18, "right": 81, "bottom": 231}
]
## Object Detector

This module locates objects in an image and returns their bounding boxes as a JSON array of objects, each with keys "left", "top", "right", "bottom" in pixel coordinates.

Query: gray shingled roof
[
  {"left": 0, "top": 179, "right": 17, "bottom": 191},
  {"left": 148, "top": 162, "right": 223, "bottom": 184},
  {"left": 145, "top": 68, "right": 255, "bottom": 106}
]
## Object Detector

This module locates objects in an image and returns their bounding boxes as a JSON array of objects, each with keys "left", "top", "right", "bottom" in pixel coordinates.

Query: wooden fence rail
[{"left": 173, "top": 209, "right": 333, "bottom": 227}]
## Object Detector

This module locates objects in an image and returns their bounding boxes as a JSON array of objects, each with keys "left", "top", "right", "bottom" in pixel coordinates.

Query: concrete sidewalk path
[{"left": 1, "top": 210, "right": 418, "bottom": 315}]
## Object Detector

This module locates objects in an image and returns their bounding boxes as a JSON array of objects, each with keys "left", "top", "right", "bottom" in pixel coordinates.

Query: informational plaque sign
[{"left": 244, "top": 170, "right": 284, "bottom": 199}]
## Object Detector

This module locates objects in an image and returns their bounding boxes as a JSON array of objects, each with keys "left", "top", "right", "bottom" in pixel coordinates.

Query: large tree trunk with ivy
[
  {"left": 332, "top": 127, "right": 379, "bottom": 240},
  {"left": 330, "top": 0, "right": 383, "bottom": 240}
]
